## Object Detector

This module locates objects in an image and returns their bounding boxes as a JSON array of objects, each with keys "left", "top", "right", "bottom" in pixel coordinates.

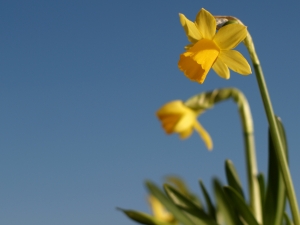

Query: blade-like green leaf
[
  {"left": 224, "top": 186, "right": 259, "bottom": 225},
  {"left": 165, "top": 176, "right": 203, "bottom": 208},
  {"left": 283, "top": 212, "right": 293, "bottom": 225},
  {"left": 177, "top": 206, "right": 218, "bottom": 225},
  {"left": 145, "top": 181, "right": 195, "bottom": 225},
  {"left": 225, "top": 160, "right": 245, "bottom": 199},
  {"left": 117, "top": 208, "right": 173, "bottom": 225},
  {"left": 164, "top": 184, "right": 217, "bottom": 225},
  {"left": 199, "top": 180, "right": 216, "bottom": 220},
  {"left": 164, "top": 184, "right": 201, "bottom": 210},
  {"left": 277, "top": 117, "right": 288, "bottom": 159},
  {"left": 213, "top": 179, "right": 242, "bottom": 225},
  {"left": 257, "top": 172, "right": 265, "bottom": 221},
  {"left": 263, "top": 117, "right": 287, "bottom": 225}
]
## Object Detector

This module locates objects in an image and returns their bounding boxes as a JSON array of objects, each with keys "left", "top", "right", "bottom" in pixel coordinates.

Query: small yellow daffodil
[
  {"left": 156, "top": 100, "right": 213, "bottom": 150},
  {"left": 148, "top": 195, "right": 176, "bottom": 223},
  {"left": 178, "top": 8, "right": 251, "bottom": 84}
]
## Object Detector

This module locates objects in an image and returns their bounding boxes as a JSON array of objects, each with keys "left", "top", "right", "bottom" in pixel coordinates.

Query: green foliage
[
  {"left": 225, "top": 160, "right": 245, "bottom": 199},
  {"left": 163, "top": 183, "right": 218, "bottom": 225},
  {"left": 283, "top": 212, "right": 294, "bottom": 225},
  {"left": 223, "top": 186, "right": 259, "bottom": 225},
  {"left": 199, "top": 180, "right": 216, "bottom": 220},
  {"left": 165, "top": 176, "right": 203, "bottom": 209},
  {"left": 146, "top": 181, "right": 195, "bottom": 225},
  {"left": 257, "top": 172, "right": 265, "bottom": 212},
  {"left": 120, "top": 117, "right": 292, "bottom": 225},
  {"left": 263, "top": 117, "right": 288, "bottom": 225},
  {"left": 213, "top": 179, "right": 243, "bottom": 225},
  {"left": 118, "top": 208, "right": 173, "bottom": 225}
]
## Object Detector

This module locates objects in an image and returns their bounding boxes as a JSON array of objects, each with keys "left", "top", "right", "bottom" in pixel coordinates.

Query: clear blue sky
[{"left": 1, "top": 1, "right": 300, "bottom": 224}]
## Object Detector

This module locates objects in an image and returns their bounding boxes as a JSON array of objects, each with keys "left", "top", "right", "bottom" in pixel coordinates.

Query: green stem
[
  {"left": 244, "top": 33, "right": 300, "bottom": 225},
  {"left": 185, "top": 88, "right": 261, "bottom": 223}
]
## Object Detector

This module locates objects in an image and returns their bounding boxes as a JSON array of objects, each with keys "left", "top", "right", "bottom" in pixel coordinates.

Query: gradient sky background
[{"left": 1, "top": 1, "right": 300, "bottom": 225}]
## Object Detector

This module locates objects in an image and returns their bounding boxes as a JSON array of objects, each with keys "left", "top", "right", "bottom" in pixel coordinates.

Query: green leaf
[
  {"left": 145, "top": 181, "right": 195, "bottom": 225},
  {"left": 199, "top": 180, "right": 216, "bottom": 220},
  {"left": 163, "top": 184, "right": 201, "bottom": 210},
  {"left": 163, "top": 184, "right": 217, "bottom": 225},
  {"left": 225, "top": 160, "right": 245, "bottom": 199},
  {"left": 177, "top": 206, "right": 218, "bottom": 225},
  {"left": 117, "top": 208, "right": 173, "bottom": 225},
  {"left": 224, "top": 186, "right": 259, "bottom": 225},
  {"left": 213, "top": 179, "right": 242, "bottom": 225},
  {"left": 257, "top": 172, "right": 265, "bottom": 222},
  {"left": 165, "top": 176, "right": 203, "bottom": 208},
  {"left": 263, "top": 117, "right": 287, "bottom": 225},
  {"left": 283, "top": 212, "right": 293, "bottom": 225}
]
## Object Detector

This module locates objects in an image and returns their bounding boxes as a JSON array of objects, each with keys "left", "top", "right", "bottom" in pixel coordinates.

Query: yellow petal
[
  {"left": 179, "top": 127, "right": 193, "bottom": 139},
  {"left": 195, "top": 8, "right": 216, "bottom": 40},
  {"left": 219, "top": 50, "right": 252, "bottom": 75},
  {"left": 179, "top": 13, "right": 201, "bottom": 43},
  {"left": 212, "top": 57, "right": 230, "bottom": 79},
  {"left": 213, "top": 24, "right": 247, "bottom": 50},
  {"left": 174, "top": 112, "right": 195, "bottom": 132},
  {"left": 156, "top": 101, "right": 185, "bottom": 115},
  {"left": 193, "top": 121, "right": 213, "bottom": 150}
]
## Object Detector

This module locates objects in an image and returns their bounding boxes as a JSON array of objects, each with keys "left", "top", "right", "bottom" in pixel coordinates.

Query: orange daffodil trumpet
[
  {"left": 178, "top": 8, "right": 252, "bottom": 84},
  {"left": 156, "top": 100, "right": 213, "bottom": 150}
]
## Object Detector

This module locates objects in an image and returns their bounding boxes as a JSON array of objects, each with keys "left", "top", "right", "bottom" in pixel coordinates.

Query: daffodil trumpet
[{"left": 156, "top": 100, "right": 213, "bottom": 150}]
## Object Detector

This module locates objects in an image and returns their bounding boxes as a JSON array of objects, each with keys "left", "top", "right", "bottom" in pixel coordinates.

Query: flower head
[
  {"left": 178, "top": 8, "right": 251, "bottom": 84},
  {"left": 156, "top": 100, "right": 213, "bottom": 150},
  {"left": 148, "top": 195, "right": 176, "bottom": 223}
]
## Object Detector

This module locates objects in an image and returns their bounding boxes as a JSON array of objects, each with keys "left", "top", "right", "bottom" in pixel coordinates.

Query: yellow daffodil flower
[
  {"left": 148, "top": 195, "right": 176, "bottom": 223},
  {"left": 156, "top": 100, "right": 213, "bottom": 150},
  {"left": 178, "top": 8, "right": 251, "bottom": 84}
]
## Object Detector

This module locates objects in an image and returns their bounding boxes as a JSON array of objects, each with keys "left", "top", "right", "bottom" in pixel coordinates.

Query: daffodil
[
  {"left": 156, "top": 100, "right": 213, "bottom": 150},
  {"left": 148, "top": 195, "right": 176, "bottom": 223},
  {"left": 178, "top": 8, "right": 251, "bottom": 84}
]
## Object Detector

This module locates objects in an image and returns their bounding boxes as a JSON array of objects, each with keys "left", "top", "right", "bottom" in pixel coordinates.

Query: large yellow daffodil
[
  {"left": 148, "top": 195, "right": 176, "bottom": 223},
  {"left": 156, "top": 100, "right": 213, "bottom": 150},
  {"left": 178, "top": 8, "right": 251, "bottom": 84}
]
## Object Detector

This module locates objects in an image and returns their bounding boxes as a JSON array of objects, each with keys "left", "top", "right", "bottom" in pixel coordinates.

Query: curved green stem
[
  {"left": 244, "top": 32, "right": 300, "bottom": 225},
  {"left": 185, "top": 88, "right": 261, "bottom": 223}
]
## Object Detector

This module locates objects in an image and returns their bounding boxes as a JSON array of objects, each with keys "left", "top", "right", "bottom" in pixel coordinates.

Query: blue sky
[{"left": 1, "top": 1, "right": 300, "bottom": 224}]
